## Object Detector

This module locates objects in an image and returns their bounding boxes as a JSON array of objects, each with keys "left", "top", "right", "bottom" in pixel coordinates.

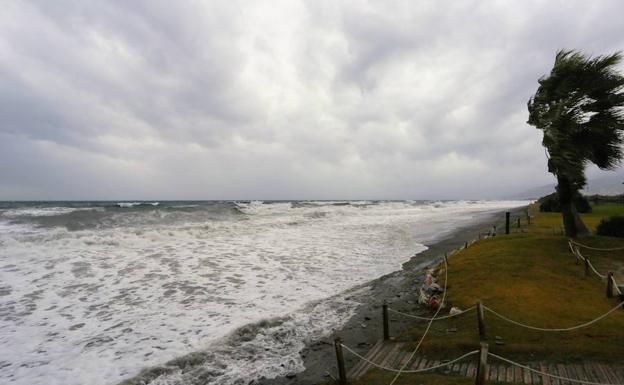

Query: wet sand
[{"left": 259, "top": 207, "right": 526, "bottom": 385}]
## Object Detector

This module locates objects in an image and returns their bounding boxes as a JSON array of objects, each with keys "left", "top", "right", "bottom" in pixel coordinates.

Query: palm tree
[{"left": 528, "top": 50, "right": 624, "bottom": 238}]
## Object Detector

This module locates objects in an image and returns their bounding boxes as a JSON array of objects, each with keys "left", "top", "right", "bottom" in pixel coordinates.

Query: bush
[
  {"left": 596, "top": 216, "right": 624, "bottom": 237},
  {"left": 539, "top": 192, "right": 591, "bottom": 213}
]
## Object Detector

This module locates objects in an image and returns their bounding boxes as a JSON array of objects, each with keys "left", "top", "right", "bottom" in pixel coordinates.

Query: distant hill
[{"left": 510, "top": 169, "right": 624, "bottom": 199}]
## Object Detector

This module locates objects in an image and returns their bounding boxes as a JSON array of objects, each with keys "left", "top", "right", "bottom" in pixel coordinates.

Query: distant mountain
[{"left": 510, "top": 170, "right": 624, "bottom": 199}]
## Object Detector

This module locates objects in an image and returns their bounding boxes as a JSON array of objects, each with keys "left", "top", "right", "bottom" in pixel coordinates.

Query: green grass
[
  {"left": 353, "top": 203, "right": 624, "bottom": 384},
  {"left": 411, "top": 203, "right": 624, "bottom": 362}
]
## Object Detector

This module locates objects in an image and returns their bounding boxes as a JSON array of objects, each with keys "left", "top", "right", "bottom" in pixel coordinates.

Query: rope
[
  {"left": 341, "top": 344, "right": 478, "bottom": 373},
  {"left": 569, "top": 239, "right": 624, "bottom": 252},
  {"left": 575, "top": 249, "right": 607, "bottom": 279},
  {"left": 588, "top": 258, "right": 608, "bottom": 279},
  {"left": 612, "top": 276, "right": 622, "bottom": 296},
  {"left": 387, "top": 305, "right": 476, "bottom": 321},
  {"left": 388, "top": 256, "right": 449, "bottom": 385},
  {"left": 488, "top": 352, "right": 623, "bottom": 385},
  {"left": 483, "top": 300, "right": 624, "bottom": 332}
]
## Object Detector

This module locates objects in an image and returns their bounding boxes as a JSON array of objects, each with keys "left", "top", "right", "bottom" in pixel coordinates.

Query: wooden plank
[
  {"left": 347, "top": 340, "right": 384, "bottom": 379},
  {"left": 611, "top": 364, "right": 624, "bottom": 383},
  {"left": 531, "top": 363, "right": 542, "bottom": 385},
  {"left": 539, "top": 363, "right": 550, "bottom": 385},
  {"left": 564, "top": 364, "right": 577, "bottom": 383},
  {"left": 353, "top": 341, "right": 392, "bottom": 379},
  {"left": 592, "top": 364, "right": 609, "bottom": 384},
  {"left": 499, "top": 364, "right": 508, "bottom": 382},
  {"left": 489, "top": 362, "right": 497, "bottom": 381},
  {"left": 583, "top": 362, "right": 599, "bottom": 384},
  {"left": 379, "top": 343, "right": 403, "bottom": 368},
  {"left": 409, "top": 356, "right": 421, "bottom": 370},
  {"left": 467, "top": 362, "right": 477, "bottom": 378},
  {"left": 452, "top": 362, "right": 461, "bottom": 373},
  {"left": 524, "top": 366, "right": 533, "bottom": 384},
  {"left": 514, "top": 364, "right": 523, "bottom": 384},
  {"left": 417, "top": 357, "right": 428, "bottom": 370},
  {"left": 548, "top": 364, "right": 560, "bottom": 385},
  {"left": 564, "top": 363, "right": 578, "bottom": 385},
  {"left": 556, "top": 364, "right": 569, "bottom": 385},
  {"left": 506, "top": 365, "right": 514, "bottom": 383},
  {"left": 460, "top": 362, "right": 468, "bottom": 377},
  {"left": 389, "top": 346, "right": 409, "bottom": 369},
  {"left": 429, "top": 360, "right": 441, "bottom": 374},
  {"left": 572, "top": 364, "right": 588, "bottom": 383},
  {"left": 395, "top": 349, "right": 412, "bottom": 372},
  {"left": 601, "top": 363, "right": 619, "bottom": 384}
]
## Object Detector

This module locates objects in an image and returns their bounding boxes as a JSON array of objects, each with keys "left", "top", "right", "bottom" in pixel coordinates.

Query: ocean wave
[
  {"left": 116, "top": 202, "right": 160, "bottom": 208},
  {"left": 1, "top": 207, "right": 91, "bottom": 218},
  {"left": 121, "top": 288, "right": 367, "bottom": 385}
]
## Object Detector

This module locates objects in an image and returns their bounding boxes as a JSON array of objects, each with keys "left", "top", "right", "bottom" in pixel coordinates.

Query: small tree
[{"left": 528, "top": 50, "right": 624, "bottom": 237}]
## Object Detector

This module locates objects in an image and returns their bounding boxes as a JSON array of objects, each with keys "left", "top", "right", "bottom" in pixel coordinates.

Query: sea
[{"left": 0, "top": 200, "right": 528, "bottom": 385}]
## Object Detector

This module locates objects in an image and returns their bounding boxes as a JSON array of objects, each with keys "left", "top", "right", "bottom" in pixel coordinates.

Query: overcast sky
[{"left": 1, "top": 1, "right": 624, "bottom": 200}]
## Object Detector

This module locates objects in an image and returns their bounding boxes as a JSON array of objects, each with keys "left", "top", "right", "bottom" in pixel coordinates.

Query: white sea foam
[
  {"left": 116, "top": 202, "right": 160, "bottom": 208},
  {"left": 1, "top": 207, "right": 86, "bottom": 218},
  {"left": 0, "top": 200, "right": 529, "bottom": 385}
]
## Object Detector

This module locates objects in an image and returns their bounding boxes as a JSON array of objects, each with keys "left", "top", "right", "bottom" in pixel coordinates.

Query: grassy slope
[{"left": 351, "top": 203, "right": 624, "bottom": 385}]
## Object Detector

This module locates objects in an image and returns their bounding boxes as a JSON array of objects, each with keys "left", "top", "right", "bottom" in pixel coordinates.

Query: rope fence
[
  {"left": 482, "top": 301, "right": 624, "bottom": 332},
  {"left": 340, "top": 343, "right": 479, "bottom": 373},
  {"left": 387, "top": 305, "right": 476, "bottom": 321},
  {"left": 574, "top": 247, "right": 607, "bottom": 279},
  {"left": 488, "top": 352, "right": 624, "bottom": 385},
  {"left": 386, "top": 300, "right": 623, "bottom": 332},
  {"left": 568, "top": 240, "right": 624, "bottom": 298},
  {"left": 569, "top": 239, "right": 624, "bottom": 252}
]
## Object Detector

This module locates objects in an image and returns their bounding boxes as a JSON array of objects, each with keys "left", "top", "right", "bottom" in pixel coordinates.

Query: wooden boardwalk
[{"left": 348, "top": 341, "right": 624, "bottom": 384}]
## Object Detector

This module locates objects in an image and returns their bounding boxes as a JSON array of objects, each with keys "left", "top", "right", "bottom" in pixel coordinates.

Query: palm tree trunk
[{"left": 557, "top": 175, "right": 591, "bottom": 237}]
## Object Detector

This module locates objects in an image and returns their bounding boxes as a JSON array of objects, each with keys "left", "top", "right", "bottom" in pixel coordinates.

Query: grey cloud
[{"left": 1, "top": 0, "right": 624, "bottom": 200}]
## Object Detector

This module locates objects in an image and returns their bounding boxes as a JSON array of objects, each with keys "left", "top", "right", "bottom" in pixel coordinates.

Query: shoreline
[{"left": 259, "top": 206, "right": 527, "bottom": 385}]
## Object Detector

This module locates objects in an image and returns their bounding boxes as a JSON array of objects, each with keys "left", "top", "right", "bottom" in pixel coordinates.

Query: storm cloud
[{"left": 1, "top": 0, "right": 623, "bottom": 200}]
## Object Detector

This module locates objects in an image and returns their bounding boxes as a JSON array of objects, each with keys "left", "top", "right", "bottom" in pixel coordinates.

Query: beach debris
[
  {"left": 424, "top": 282, "right": 443, "bottom": 295},
  {"left": 418, "top": 267, "right": 447, "bottom": 310},
  {"left": 449, "top": 307, "right": 463, "bottom": 316},
  {"left": 424, "top": 270, "right": 435, "bottom": 286},
  {"left": 427, "top": 296, "right": 441, "bottom": 309}
]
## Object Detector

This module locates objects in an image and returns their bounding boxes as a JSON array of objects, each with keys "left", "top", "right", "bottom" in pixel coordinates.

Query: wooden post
[
  {"left": 382, "top": 301, "right": 390, "bottom": 341},
  {"left": 475, "top": 342, "right": 489, "bottom": 385},
  {"left": 584, "top": 256, "right": 590, "bottom": 277},
  {"left": 444, "top": 252, "right": 449, "bottom": 267},
  {"left": 528, "top": 215, "right": 531, "bottom": 225},
  {"left": 334, "top": 337, "right": 347, "bottom": 385},
  {"left": 505, "top": 212, "right": 510, "bottom": 234},
  {"left": 465, "top": 241, "right": 468, "bottom": 249},
  {"left": 476, "top": 301, "right": 486, "bottom": 341},
  {"left": 492, "top": 225, "right": 497, "bottom": 236},
  {"left": 607, "top": 272, "right": 614, "bottom": 298},
  {"left": 517, "top": 217, "right": 521, "bottom": 228}
]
